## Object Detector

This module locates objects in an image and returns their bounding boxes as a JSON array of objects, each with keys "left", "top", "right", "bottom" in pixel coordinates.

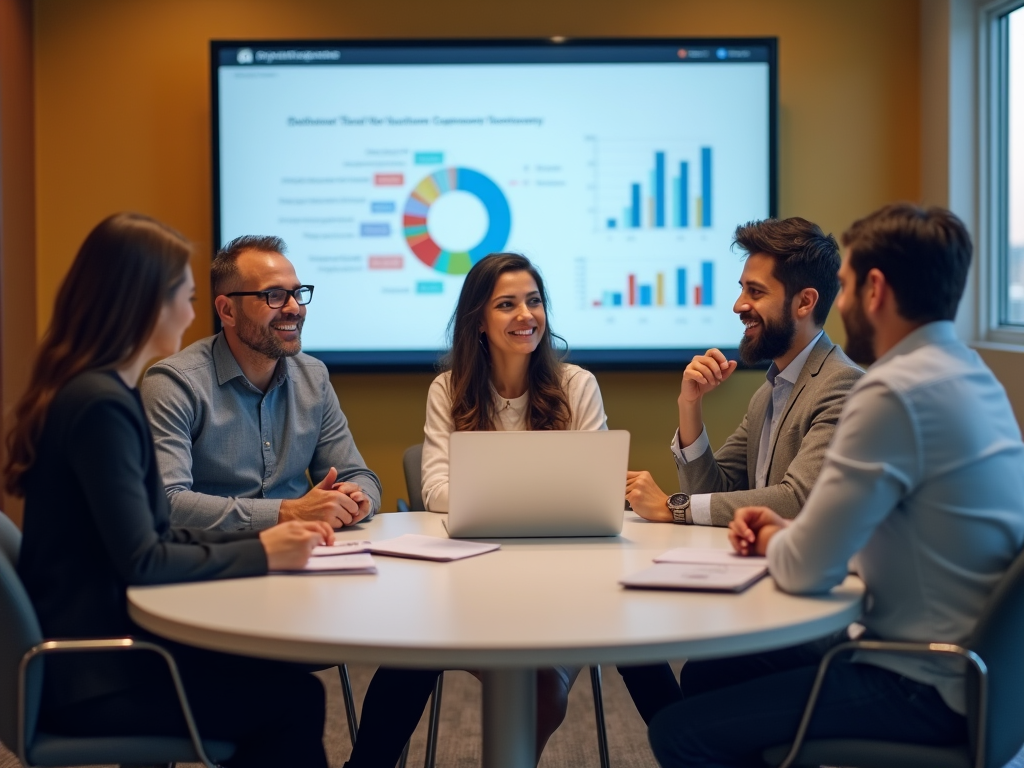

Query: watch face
[{"left": 667, "top": 492, "right": 690, "bottom": 508}]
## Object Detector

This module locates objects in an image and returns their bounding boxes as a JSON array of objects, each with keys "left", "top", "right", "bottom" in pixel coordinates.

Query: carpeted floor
[{"left": 0, "top": 661, "right": 666, "bottom": 768}]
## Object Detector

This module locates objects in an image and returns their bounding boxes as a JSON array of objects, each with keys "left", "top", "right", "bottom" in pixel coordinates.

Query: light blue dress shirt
[{"left": 767, "top": 322, "right": 1024, "bottom": 713}]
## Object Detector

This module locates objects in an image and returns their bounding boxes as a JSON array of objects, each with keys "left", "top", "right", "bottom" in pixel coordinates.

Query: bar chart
[
  {"left": 592, "top": 261, "right": 715, "bottom": 308},
  {"left": 602, "top": 146, "right": 713, "bottom": 231}
]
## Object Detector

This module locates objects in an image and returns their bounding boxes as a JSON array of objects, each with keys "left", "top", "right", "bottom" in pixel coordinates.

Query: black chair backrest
[
  {"left": 403, "top": 444, "right": 425, "bottom": 511},
  {"left": 0, "top": 513, "right": 21, "bottom": 568},
  {"left": 968, "top": 545, "right": 1024, "bottom": 768},
  {"left": 0, "top": 540, "right": 44, "bottom": 754}
]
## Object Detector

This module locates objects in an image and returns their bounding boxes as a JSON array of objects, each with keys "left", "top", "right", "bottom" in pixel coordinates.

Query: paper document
[
  {"left": 311, "top": 540, "right": 372, "bottom": 557},
  {"left": 274, "top": 553, "right": 377, "bottom": 574},
  {"left": 654, "top": 547, "right": 767, "bottom": 566},
  {"left": 370, "top": 534, "right": 500, "bottom": 562},
  {"left": 620, "top": 562, "right": 768, "bottom": 593}
]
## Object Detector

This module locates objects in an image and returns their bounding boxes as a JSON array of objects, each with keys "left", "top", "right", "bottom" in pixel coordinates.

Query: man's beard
[
  {"left": 738, "top": 308, "right": 796, "bottom": 365},
  {"left": 236, "top": 309, "right": 303, "bottom": 360},
  {"left": 841, "top": 298, "right": 876, "bottom": 366}
]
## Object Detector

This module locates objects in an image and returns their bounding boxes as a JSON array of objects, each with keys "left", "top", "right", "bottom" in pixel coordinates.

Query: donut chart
[{"left": 403, "top": 167, "right": 511, "bottom": 275}]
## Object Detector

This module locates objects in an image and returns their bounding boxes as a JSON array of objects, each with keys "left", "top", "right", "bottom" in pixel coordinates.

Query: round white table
[{"left": 128, "top": 512, "right": 863, "bottom": 768}]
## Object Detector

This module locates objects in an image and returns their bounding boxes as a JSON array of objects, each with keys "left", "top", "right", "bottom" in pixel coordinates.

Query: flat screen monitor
[{"left": 212, "top": 38, "right": 777, "bottom": 369}]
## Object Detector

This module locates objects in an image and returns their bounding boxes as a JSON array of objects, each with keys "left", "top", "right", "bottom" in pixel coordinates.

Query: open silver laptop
[{"left": 446, "top": 430, "right": 630, "bottom": 538}]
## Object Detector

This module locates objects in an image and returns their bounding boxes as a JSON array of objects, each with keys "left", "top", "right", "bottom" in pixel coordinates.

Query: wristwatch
[{"left": 667, "top": 492, "right": 692, "bottom": 525}]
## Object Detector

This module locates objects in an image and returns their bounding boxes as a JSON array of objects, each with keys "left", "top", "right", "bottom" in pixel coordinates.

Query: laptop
[{"left": 446, "top": 430, "right": 630, "bottom": 538}]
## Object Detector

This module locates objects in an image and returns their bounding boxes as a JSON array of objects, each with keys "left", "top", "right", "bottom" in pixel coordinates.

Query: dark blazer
[
  {"left": 18, "top": 370, "right": 267, "bottom": 710},
  {"left": 674, "top": 333, "right": 863, "bottom": 526}
]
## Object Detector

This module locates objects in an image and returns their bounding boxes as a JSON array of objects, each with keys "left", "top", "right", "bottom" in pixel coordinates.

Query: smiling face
[
  {"left": 230, "top": 249, "right": 306, "bottom": 360},
  {"left": 734, "top": 252, "right": 797, "bottom": 365},
  {"left": 480, "top": 270, "right": 546, "bottom": 361}
]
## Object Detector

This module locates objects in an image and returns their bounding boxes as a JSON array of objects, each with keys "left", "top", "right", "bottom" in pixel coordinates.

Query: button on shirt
[
  {"left": 671, "top": 331, "right": 823, "bottom": 525},
  {"left": 141, "top": 334, "right": 382, "bottom": 531}
]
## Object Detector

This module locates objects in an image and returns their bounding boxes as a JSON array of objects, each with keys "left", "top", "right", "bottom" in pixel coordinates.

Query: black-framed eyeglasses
[{"left": 225, "top": 285, "right": 314, "bottom": 308}]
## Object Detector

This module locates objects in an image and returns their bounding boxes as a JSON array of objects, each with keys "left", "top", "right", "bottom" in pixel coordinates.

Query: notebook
[
  {"left": 446, "top": 430, "right": 630, "bottom": 538},
  {"left": 620, "top": 546, "right": 768, "bottom": 592},
  {"left": 370, "top": 534, "right": 499, "bottom": 561}
]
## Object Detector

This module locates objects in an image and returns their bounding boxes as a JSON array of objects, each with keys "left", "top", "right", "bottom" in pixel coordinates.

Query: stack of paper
[
  {"left": 369, "top": 534, "right": 500, "bottom": 562},
  {"left": 311, "top": 540, "right": 372, "bottom": 557},
  {"left": 620, "top": 547, "right": 768, "bottom": 593}
]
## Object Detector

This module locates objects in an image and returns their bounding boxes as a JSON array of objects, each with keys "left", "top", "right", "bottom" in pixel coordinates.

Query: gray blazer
[{"left": 675, "top": 333, "right": 863, "bottom": 526}]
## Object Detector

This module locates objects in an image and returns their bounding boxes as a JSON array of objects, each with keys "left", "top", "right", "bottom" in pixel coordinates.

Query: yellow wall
[{"left": 33, "top": 0, "right": 921, "bottom": 510}]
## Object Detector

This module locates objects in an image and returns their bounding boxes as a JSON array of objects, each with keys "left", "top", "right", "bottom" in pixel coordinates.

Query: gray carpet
[{"left": 0, "top": 662, "right": 664, "bottom": 767}]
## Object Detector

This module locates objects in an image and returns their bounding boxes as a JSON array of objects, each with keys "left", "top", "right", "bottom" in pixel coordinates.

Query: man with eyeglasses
[
  {"left": 143, "top": 237, "right": 442, "bottom": 766},
  {"left": 141, "top": 234, "right": 382, "bottom": 531}
]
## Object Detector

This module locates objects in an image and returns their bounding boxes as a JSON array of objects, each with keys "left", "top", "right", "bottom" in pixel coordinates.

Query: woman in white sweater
[{"left": 420, "top": 252, "right": 608, "bottom": 761}]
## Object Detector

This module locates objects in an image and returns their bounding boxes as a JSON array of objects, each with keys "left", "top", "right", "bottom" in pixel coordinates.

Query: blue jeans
[{"left": 648, "top": 639, "right": 968, "bottom": 768}]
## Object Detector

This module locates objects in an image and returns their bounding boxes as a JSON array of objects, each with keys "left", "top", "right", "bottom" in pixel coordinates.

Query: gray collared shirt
[
  {"left": 141, "top": 333, "right": 382, "bottom": 531},
  {"left": 767, "top": 322, "right": 1024, "bottom": 713}
]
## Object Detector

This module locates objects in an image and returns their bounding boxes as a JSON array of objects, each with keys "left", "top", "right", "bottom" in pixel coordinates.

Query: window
[
  {"left": 1007, "top": 6, "right": 1024, "bottom": 324},
  {"left": 983, "top": 0, "right": 1024, "bottom": 340}
]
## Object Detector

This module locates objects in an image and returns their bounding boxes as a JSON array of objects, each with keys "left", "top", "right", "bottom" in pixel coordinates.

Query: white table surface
[{"left": 128, "top": 511, "right": 863, "bottom": 669}]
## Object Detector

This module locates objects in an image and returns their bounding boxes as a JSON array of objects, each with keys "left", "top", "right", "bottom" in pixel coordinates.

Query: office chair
[
  {"left": 0, "top": 514, "right": 234, "bottom": 767},
  {"left": 762, "top": 546, "right": 1024, "bottom": 768},
  {"left": 396, "top": 443, "right": 612, "bottom": 768}
]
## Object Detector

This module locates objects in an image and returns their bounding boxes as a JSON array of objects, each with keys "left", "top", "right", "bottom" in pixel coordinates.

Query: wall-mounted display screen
[{"left": 212, "top": 38, "right": 777, "bottom": 368}]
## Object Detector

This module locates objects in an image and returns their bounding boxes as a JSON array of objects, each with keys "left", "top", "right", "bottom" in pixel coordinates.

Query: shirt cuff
[
  {"left": 671, "top": 426, "right": 711, "bottom": 464},
  {"left": 249, "top": 498, "right": 282, "bottom": 530},
  {"left": 690, "top": 494, "right": 712, "bottom": 526}
]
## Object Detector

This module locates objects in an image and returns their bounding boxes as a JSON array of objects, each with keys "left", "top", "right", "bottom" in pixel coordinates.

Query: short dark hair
[
  {"left": 841, "top": 203, "right": 972, "bottom": 323},
  {"left": 211, "top": 235, "right": 287, "bottom": 297},
  {"left": 733, "top": 217, "right": 841, "bottom": 326}
]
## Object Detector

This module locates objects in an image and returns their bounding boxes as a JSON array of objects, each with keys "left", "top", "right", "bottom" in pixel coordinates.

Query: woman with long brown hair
[
  {"left": 420, "top": 252, "right": 608, "bottom": 761},
  {"left": 7, "top": 213, "right": 332, "bottom": 768}
]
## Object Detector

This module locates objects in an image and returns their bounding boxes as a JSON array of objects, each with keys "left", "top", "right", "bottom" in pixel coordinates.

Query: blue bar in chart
[
  {"left": 639, "top": 285, "right": 653, "bottom": 306},
  {"left": 701, "top": 261, "right": 714, "bottom": 305},
  {"left": 607, "top": 218, "right": 617, "bottom": 229},
  {"left": 701, "top": 147, "right": 712, "bottom": 227},
  {"left": 630, "top": 184, "right": 641, "bottom": 228},
  {"left": 679, "top": 162, "right": 689, "bottom": 227},
  {"left": 654, "top": 152, "right": 665, "bottom": 227},
  {"left": 676, "top": 268, "right": 687, "bottom": 306}
]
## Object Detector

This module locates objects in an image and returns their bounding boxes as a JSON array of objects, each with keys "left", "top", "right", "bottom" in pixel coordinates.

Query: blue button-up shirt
[{"left": 141, "top": 333, "right": 381, "bottom": 531}]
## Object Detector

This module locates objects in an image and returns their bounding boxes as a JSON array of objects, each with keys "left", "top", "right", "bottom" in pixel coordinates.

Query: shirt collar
[
  {"left": 212, "top": 332, "right": 288, "bottom": 391},
  {"left": 766, "top": 329, "right": 823, "bottom": 387},
  {"left": 872, "top": 320, "right": 958, "bottom": 368}
]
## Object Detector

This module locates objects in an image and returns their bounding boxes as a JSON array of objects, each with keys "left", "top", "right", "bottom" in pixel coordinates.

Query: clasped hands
[{"left": 279, "top": 466, "right": 372, "bottom": 529}]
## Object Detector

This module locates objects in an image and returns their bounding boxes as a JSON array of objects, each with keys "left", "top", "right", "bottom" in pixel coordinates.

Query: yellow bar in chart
[
  {"left": 656, "top": 273, "right": 665, "bottom": 306},
  {"left": 696, "top": 198, "right": 704, "bottom": 228}
]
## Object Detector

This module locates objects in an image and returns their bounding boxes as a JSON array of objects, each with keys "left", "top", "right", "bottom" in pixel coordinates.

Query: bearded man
[
  {"left": 621, "top": 217, "right": 863, "bottom": 724},
  {"left": 142, "top": 235, "right": 381, "bottom": 531}
]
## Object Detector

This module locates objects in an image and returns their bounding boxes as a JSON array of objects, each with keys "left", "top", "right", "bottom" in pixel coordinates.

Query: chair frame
[
  {"left": 17, "top": 637, "right": 223, "bottom": 768},
  {"left": 773, "top": 639, "right": 989, "bottom": 768}
]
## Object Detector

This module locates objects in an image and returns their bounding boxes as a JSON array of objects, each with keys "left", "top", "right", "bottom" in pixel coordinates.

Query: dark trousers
[
  {"left": 43, "top": 645, "right": 328, "bottom": 768},
  {"left": 618, "top": 662, "right": 683, "bottom": 724},
  {"left": 647, "top": 640, "right": 968, "bottom": 768},
  {"left": 347, "top": 667, "right": 443, "bottom": 768}
]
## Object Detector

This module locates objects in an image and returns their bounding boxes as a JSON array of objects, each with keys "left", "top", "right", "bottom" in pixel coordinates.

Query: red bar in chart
[
  {"left": 374, "top": 173, "right": 404, "bottom": 186},
  {"left": 628, "top": 274, "right": 637, "bottom": 306}
]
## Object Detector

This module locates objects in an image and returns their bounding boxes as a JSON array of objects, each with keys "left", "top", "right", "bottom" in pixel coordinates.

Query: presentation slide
[{"left": 215, "top": 42, "right": 775, "bottom": 365}]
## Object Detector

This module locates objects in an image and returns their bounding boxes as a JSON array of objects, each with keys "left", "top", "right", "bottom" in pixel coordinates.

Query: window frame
[{"left": 979, "top": 0, "right": 1024, "bottom": 344}]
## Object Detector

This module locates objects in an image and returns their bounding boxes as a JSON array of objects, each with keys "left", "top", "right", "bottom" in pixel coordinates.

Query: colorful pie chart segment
[{"left": 403, "top": 167, "right": 511, "bottom": 275}]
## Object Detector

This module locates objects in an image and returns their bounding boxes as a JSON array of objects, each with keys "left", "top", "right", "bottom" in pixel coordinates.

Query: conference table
[{"left": 128, "top": 511, "right": 863, "bottom": 768}]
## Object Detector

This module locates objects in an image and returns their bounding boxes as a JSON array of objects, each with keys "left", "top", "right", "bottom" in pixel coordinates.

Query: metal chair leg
[
  {"left": 339, "top": 664, "right": 359, "bottom": 745},
  {"left": 590, "top": 665, "right": 611, "bottom": 768},
  {"left": 397, "top": 739, "right": 410, "bottom": 768},
  {"left": 424, "top": 672, "right": 444, "bottom": 768}
]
